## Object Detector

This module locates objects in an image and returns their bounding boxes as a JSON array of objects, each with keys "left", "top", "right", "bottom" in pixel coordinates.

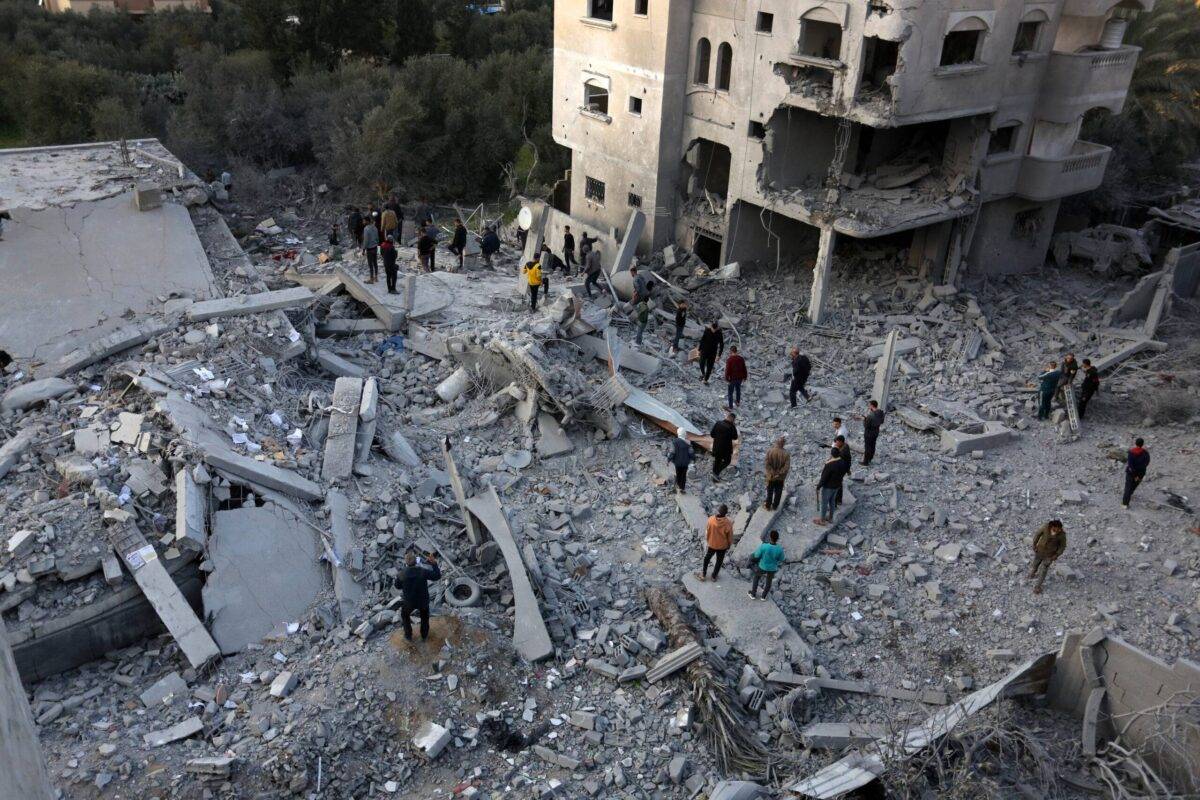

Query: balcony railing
[
  {"left": 1037, "top": 46, "right": 1139, "bottom": 123},
  {"left": 1017, "top": 141, "right": 1111, "bottom": 202}
]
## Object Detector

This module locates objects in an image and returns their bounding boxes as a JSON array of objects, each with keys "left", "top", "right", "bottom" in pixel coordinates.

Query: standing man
[
  {"left": 698, "top": 321, "right": 725, "bottom": 384},
  {"left": 634, "top": 299, "right": 651, "bottom": 346},
  {"left": 710, "top": 411, "right": 738, "bottom": 481},
  {"left": 631, "top": 265, "right": 654, "bottom": 303},
  {"left": 1078, "top": 359, "right": 1100, "bottom": 419},
  {"left": 380, "top": 204, "right": 399, "bottom": 242},
  {"left": 814, "top": 446, "right": 846, "bottom": 526},
  {"left": 789, "top": 348, "right": 811, "bottom": 407},
  {"left": 696, "top": 504, "right": 733, "bottom": 582},
  {"left": 724, "top": 345, "right": 748, "bottom": 410},
  {"left": 449, "top": 218, "right": 468, "bottom": 272},
  {"left": 668, "top": 428, "right": 694, "bottom": 493},
  {"left": 671, "top": 299, "right": 689, "bottom": 355},
  {"left": 1028, "top": 520, "right": 1066, "bottom": 595},
  {"left": 381, "top": 235, "right": 399, "bottom": 294},
  {"left": 417, "top": 225, "right": 436, "bottom": 272},
  {"left": 1037, "top": 361, "right": 1062, "bottom": 420},
  {"left": 348, "top": 206, "right": 364, "bottom": 247},
  {"left": 424, "top": 222, "right": 439, "bottom": 271},
  {"left": 763, "top": 437, "right": 790, "bottom": 511},
  {"left": 480, "top": 226, "right": 500, "bottom": 267},
  {"left": 747, "top": 530, "right": 785, "bottom": 600},
  {"left": 579, "top": 231, "right": 594, "bottom": 263},
  {"left": 396, "top": 551, "right": 441, "bottom": 641},
  {"left": 584, "top": 246, "right": 603, "bottom": 298},
  {"left": 860, "top": 400, "right": 885, "bottom": 466},
  {"left": 833, "top": 434, "right": 851, "bottom": 508},
  {"left": 361, "top": 215, "right": 380, "bottom": 283},
  {"left": 1057, "top": 353, "right": 1079, "bottom": 406},
  {"left": 562, "top": 225, "right": 577, "bottom": 274},
  {"left": 1122, "top": 437, "right": 1150, "bottom": 508},
  {"left": 523, "top": 260, "right": 543, "bottom": 311}
]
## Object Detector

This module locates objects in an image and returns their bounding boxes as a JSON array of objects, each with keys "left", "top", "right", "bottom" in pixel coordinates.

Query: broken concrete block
[
  {"left": 269, "top": 671, "right": 298, "bottom": 698},
  {"left": 139, "top": 672, "right": 188, "bottom": 707},
  {"left": 939, "top": 422, "right": 1014, "bottom": 456},
  {"left": 187, "top": 287, "right": 314, "bottom": 322},
  {"left": 132, "top": 183, "right": 162, "bottom": 211},
  {"left": 904, "top": 563, "right": 928, "bottom": 583},
  {"left": 1, "top": 377, "right": 75, "bottom": 414},
  {"left": 436, "top": 367, "right": 472, "bottom": 403},
  {"left": 412, "top": 721, "right": 451, "bottom": 759},
  {"left": 143, "top": 716, "right": 204, "bottom": 747},
  {"left": 55, "top": 454, "right": 97, "bottom": 486},
  {"left": 174, "top": 469, "right": 207, "bottom": 552},
  {"left": 934, "top": 543, "right": 961, "bottom": 562},
  {"left": 321, "top": 376, "right": 363, "bottom": 482},
  {"left": 7, "top": 529, "right": 36, "bottom": 558}
]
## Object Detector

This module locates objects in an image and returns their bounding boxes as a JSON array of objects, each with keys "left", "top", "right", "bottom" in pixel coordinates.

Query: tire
[{"left": 444, "top": 576, "right": 482, "bottom": 608}]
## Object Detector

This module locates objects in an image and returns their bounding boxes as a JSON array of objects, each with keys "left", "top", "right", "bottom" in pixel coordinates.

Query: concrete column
[
  {"left": 0, "top": 619, "right": 55, "bottom": 800},
  {"left": 807, "top": 228, "right": 837, "bottom": 325}
]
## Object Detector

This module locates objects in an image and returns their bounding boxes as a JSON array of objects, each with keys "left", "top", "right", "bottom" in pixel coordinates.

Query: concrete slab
[
  {"left": 0, "top": 618, "right": 55, "bottom": 800},
  {"left": 466, "top": 487, "right": 553, "bottom": 663},
  {"left": 0, "top": 377, "right": 75, "bottom": 414},
  {"left": 321, "top": 376, "right": 363, "bottom": 481},
  {"left": 0, "top": 193, "right": 216, "bottom": 362},
  {"left": 335, "top": 266, "right": 451, "bottom": 330},
  {"left": 574, "top": 333, "right": 660, "bottom": 375},
  {"left": 186, "top": 287, "right": 313, "bottom": 322},
  {"left": 406, "top": 322, "right": 450, "bottom": 361},
  {"left": 202, "top": 450, "right": 323, "bottom": 502},
  {"left": 675, "top": 492, "right": 708, "bottom": 538},
  {"left": 313, "top": 348, "right": 366, "bottom": 379},
  {"left": 174, "top": 469, "right": 207, "bottom": 552},
  {"left": 732, "top": 488, "right": 856, "bottom": 564},
  {"left": 109, "top": 524, "right": 219, "bottom": 670},
  {"left": 609, "top": 210, "right": 645, "bottom": 276},
  {"left": 354, "top": 377, "right": 379, "bottom": 469},
  {"left": 739, "top": 491, "right": 790, "bottom": 548},
  {"left": 682, "top": 572, "right": 812, "bottom": 673},
  {"left": 203, "top": 503, "right": 326, "bottom": 654}
]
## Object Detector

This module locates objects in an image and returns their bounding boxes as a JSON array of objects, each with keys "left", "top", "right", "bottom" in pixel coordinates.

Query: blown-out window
[
  {"left": 941, "top": 16, "right": 987, "bottom": 66},
  {"left": 695, "top": 38, "right": 711, "bottom": 84},
  {"left": 715, "top": 42, "right": 733, "bottom": 90}
]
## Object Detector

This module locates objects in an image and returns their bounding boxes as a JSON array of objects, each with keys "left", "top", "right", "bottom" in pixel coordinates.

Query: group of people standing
[
  {"left": 347, "top": 197, "right": 502, "bottom": 292},
  {"left": 1036, "top": 353, "right": 1101, "bottom": 420},
  {"left": 522, "top": 224, "right": 606, "bottom": 311}
]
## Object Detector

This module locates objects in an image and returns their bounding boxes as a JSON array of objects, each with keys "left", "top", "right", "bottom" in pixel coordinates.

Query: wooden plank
[{"left": 109, "top": 525, "right": 218, "bottom": 670}]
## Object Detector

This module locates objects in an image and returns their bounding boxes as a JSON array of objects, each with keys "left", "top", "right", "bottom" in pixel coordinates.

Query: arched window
[
  {"left": 799, "top": 7, "right": 843, "bottom": 60},
  {"left": 716, "top": 42, "right": 733, "bottom": 90},
  {"left": 940, "top": 16, "right": 987, "bottom": 66},
  {"left": 1013, "top": 9, "right": 1048, "bottom": 54},
  {"left": 694, "top": 38, "right": 711, "bottom": 84}
]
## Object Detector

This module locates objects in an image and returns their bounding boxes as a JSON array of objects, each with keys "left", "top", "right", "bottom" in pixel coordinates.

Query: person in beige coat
[{"left": 763, "top": 437, "right": 790, "bottom": 511}]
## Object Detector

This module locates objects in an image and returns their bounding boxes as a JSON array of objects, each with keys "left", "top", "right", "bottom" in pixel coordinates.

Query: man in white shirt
[{"left": 832, "top": 417, "right": 848, "bottom": 442}]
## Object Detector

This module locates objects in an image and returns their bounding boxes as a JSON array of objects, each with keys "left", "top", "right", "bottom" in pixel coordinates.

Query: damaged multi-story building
[{"left": 552, "top": 0, "right": 1152, "bottom": 320}]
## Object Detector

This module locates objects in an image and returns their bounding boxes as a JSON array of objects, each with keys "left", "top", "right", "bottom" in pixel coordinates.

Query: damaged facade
[{"left": 552, "top": 0, "right": 1152, "bottom": 320}]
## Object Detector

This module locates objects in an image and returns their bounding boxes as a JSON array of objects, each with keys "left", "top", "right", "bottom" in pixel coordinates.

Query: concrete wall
[
  {"left": 540, "top": 205, "right": 621, "bottom": 268},
  {"left": 1048, "top": 631, "right": 1199, "bottom": 796},
  {"left": 0, "top": 619, "right": 55, "bottom": 800},
  {"left": 968, "top": 197, "right": 1060, "bottom": 276}
]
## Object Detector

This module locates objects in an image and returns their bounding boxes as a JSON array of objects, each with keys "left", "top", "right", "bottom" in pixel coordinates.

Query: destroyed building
[{"left": 552, "top": 0, "right": 1152, "bottom": 321}]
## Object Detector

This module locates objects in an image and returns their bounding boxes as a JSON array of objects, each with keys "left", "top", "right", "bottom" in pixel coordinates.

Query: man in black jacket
[
  {"left": 860, "top": 400, "right": 885, "bottom": 465},
  {"left": 1078, "top": 359, "right": 1100, "bottom": 419},
  {"left": 710, "top": 412, "right": 738, "bottom": 480},
  {"left": 671, "top": 299, "right": 689, "bottom": 354},
  {"left": 698, "top": 321, "right": 725, "bottom": 384},
  {"left": 397, "top": 551, "right": 441, "bottom": 641},
  {"left": 448, "top": 218, "right": 468, "bottom": 272},
  {"left": 1122, "top": 437, "right": 1150, "bottom": 509},
  {"left": 814, "top": 447, "right": 846, "bottom": 525},
  {"left": 563, "top": 225, "right": 576, "bottom": 273},
  {"left": 833, "top": 435, "right": 852, "bottom": 508},
  {"left": 668, "top": 428, "right": 694, "bottom": 492},
  {"left": 789, "top": 347, "right": 811, "bottom": 406}
]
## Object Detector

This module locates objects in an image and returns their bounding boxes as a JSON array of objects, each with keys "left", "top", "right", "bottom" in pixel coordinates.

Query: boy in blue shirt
[{"left": 748, "top": 530, "right": 785, "bottom": 600}]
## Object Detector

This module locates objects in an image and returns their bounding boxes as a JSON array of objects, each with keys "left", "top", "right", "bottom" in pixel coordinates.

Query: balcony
[
  {"left": 1017, "top": 141, "right": 1110, "bottom": 202},
  {"left": 1037, "top": 46, "right": 1139, "bottom": 123}
]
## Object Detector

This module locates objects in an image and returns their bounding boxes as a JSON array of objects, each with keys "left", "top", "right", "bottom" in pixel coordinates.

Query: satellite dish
[{"left": 517, "top": 206, "right": 533, "bottom": 230}]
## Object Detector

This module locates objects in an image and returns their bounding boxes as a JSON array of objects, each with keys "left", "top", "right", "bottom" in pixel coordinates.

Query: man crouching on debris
[
  {"left": 397, "top": 551, "right": 441, "bottom": 641},
  {"left": 1028, "top": 520, "right": 1066, "bottom": 595}
]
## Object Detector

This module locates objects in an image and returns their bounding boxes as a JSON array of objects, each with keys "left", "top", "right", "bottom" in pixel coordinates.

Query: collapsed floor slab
[
  {"left": 682, "top": 572, "right": 812, "bottom": 674},
  {"left": 203, "top": 503, "right": 326, "bottom": 655}
]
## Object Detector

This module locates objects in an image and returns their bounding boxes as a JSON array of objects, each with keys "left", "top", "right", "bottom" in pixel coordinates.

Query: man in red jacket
[{"left": 724, "top": 345, "right": 747, "bottom": 410}]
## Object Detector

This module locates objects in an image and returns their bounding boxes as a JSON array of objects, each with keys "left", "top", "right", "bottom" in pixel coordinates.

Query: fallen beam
[
  {"left": 36, "top": 317, "right": 175, "bottom": 379},
  {"left": 173, "top": 468, "right": 207, "bottom": 552},
  {"left": 646, "top": 642, "right": 703, "bottom": 683},
  {"left": 801, "top": 722, "right": 892, "bottom": 750},
  {"left": 574, "top": 333, "right": 660, "bottom": 376},
  {"left": 1092, "top": 337, "right": 1168, "bottom": 373},
  {"left": 353, "top": 377, "right": 379, "bottom": 470},
  {"left": 768, "top": 673, "right": 948, "bottom": 705},
  {"left": 201, "top": 450, "right": 322, "bottom": 502},
  {"left": 109, "top": 525, "right": 219, "bottom": 670},
  {"left": 465, "top": 486, "right": 553, "bottom": 663},
  {"left": 321, "top": 376, "right": 363, "bottom": 482},
  {"left": 326, "top": 491, "right": 365, "bottom": 619},
  {"left": 186, "top": 287, "right": 314, "bottom": 322}
]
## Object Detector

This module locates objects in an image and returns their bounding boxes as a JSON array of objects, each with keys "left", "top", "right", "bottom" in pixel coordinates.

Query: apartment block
[{"left": 552, "top": 0, "right": 1151, "bottom": 321}]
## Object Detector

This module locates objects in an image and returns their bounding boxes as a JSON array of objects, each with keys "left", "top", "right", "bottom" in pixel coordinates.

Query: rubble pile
[{"left": 2, "top": 186, "right": 1197, "bottom": 799}]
